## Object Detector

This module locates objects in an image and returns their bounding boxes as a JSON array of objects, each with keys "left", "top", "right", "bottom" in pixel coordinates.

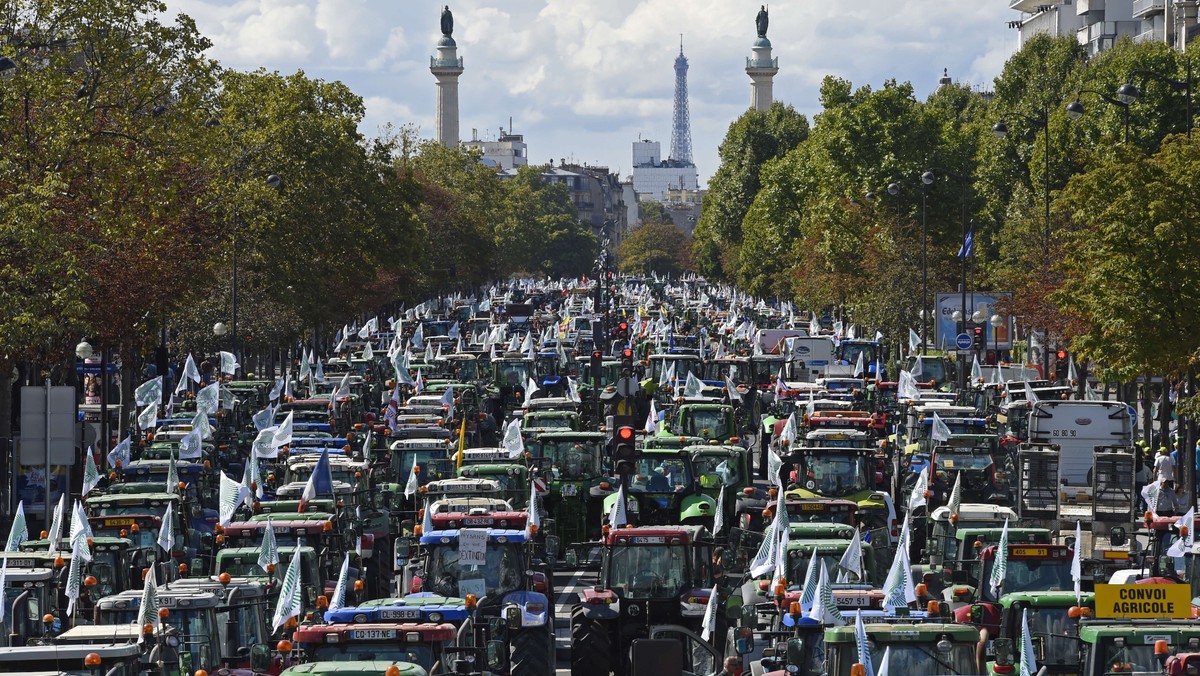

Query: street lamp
[
  {"left": 1065, "top": 89, "right": 1130, "bottom": 143},
  {"left": 971, "top": 308, "right": 986, "bottom": 324},
  {"left": 213, "top": 322, "right": 228, "bottom": 337},
  {"left": 1118, "top": 60, "right": 1193, "bottom": 139},
  {"left": 75, "top": 340, "right": 94, "bottom": 360}
]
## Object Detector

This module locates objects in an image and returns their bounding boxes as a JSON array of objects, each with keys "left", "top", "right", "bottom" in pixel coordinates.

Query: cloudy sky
[{"left": 163, "top": 0, "right": 1018, "bottom": 185}]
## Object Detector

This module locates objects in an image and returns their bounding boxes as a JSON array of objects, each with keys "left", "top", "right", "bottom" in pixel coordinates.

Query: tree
[
  {"left": 0, "top": 0, "right": 223, "bottom": 441},
  {"left": 691, "top": 102, "right": 809, "bottom": 279},
  {"left": 1054, "top": 136, "right": 1200, "bottom": 380},
  {"left": 618, "top": 222, "right": 692, "bottom": 277},
  {"left": 494, "top": 166, "right": 595, "bottom": 277}
]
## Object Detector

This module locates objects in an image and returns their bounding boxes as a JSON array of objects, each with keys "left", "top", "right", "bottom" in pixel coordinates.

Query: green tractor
[
  {"left": 598, "top": 449, "right": 716, "bottom": 529},
  {"left": 530, "top": 431, "right": 607, "bottom": 566},
  {"left": 823, "top": 622, "right": 983, "bottom": 676}
]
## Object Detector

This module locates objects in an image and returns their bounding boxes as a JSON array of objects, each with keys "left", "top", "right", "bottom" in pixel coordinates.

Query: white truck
[
  {"left": 1026, "top": 400, "right": 1134, "bottom": 488},
  {"left": 785, "top": 336, "right": 837, "bottom": 381}
]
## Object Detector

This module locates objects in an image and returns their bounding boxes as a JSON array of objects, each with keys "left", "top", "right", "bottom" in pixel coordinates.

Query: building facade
[
  {"left": 1009, "top": 0, "right": 1200, "bottom": 53},
  {"left": 630, "top": 140, "right": 699, "bottom": 202}
]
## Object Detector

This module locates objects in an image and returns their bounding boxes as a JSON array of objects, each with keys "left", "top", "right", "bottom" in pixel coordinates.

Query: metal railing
[
  {"left": 430, "top": 56, "right": 464, "bottom": 69},
  {"left": 1132, "top": 0, "right": 1166, "bottom": 17},
  {"left": 745, "top": 57, "right": 778, "bottom": 69}
]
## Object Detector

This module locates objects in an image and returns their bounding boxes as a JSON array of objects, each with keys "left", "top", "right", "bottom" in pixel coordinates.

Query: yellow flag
[{"left": 455, "top": 416, "right": 468, "bottom": 469}]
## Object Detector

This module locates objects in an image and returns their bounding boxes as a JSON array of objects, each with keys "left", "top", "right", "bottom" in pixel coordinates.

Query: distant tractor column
[{"left": 430, "top": 14, "right": 464, "bottom": 147}]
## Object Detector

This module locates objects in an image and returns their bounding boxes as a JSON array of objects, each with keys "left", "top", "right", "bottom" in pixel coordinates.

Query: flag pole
[{"left": 455, "top": 416, "right": 467, "bottom": 470}]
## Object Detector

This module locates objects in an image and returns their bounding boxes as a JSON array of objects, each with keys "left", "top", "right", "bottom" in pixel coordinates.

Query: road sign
[
  {"left": 20, "top": 385, "right": 77, "bottom": 466},
  {"left": 532, "top": 477, "right": 548, "bottom": 495},
  {"left": 1093, "top": 584, "right": 1191, "bottom": 619},
  {"left": 617, "top": 377, "right": 639, "bottom": 398},
  {"left": 955, "top": 333, "right": 973, "bottom": 350}
]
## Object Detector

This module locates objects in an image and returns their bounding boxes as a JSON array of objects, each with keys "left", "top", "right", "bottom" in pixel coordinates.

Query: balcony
[
  {"left": 430, "top": 56, "right": 464, "bottom": 70},
  {"left": 1133, "top": 27, "right": 1163, "bottom": 43},
  {"left": 1010, "top": 0, "right": 1047, "bottom": 12},
  {"left": 1132, "top": 0, "right": 1165, "bottom": 18},
  {"left": 745, "top": 56, "right": 779, "bottom": 70}
]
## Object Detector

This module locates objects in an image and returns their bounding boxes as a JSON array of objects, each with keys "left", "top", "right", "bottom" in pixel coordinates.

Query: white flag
[
  {"left": 908, "top": 465, "right": 930, "bottom": 511},
  {"left": 522, "top": 377, "right": 539, "bottom": 407},
  {"left": 82, "top": 448, "right": 101, "bottom": 497},
  {"left": 157, "top": 502, "right": 175, "bottom": 554},
  {"left": 272, "top": 542, "right": 304, "bottom": 632},
  {"left": 219, "top": 351, "right": 239, "bottom": 375},
  {"left": 838, "top": 528, "right": 864, "bottom": 580},
  {"left": 644, "top": 400, "right": 659, "bottom": 435},
  {"left": 502, "top": 418, "right": 524, "bottom": 459},
  {"left": 273, "top": 411, "right": 294, "bottom": 448},
  {"left": 178, "top": 427, "right": 203, "bottom": 460},
  {"left": 1071, "top": 520, "right": 1083, "bottom": 604},
  {"left": 327, "top": 552, "right": 351, "bottom": 615},
  {"left": 931, "top": 413, "right": 952, "bottom": 443},
  {"left": 908, "top": 328, "right": 921, "bottom": 352},
  {"left": 135, "top": 376, "right": 162, "bottom": 407},
  {"left": 404, "top": 459, "right": 420, "bottom": 499}
]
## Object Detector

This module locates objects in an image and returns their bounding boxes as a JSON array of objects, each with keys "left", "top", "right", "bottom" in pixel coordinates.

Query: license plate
[
  {"left": 103, "top": 518, "right": 136, "bottom": 527},
  {"left": 562, "top": 484, "right": 578, "bottom": 497},
  {"left": 5, "top": 559, "right": 34, "bottom": 568},
  {"left": 464, "top": 518, "right": 491, "bottom": 526},
  {"left": 834, "top": 593, "right": 873, "bottom": 607},
  {"left": 351, "top": 629, "right": 396, "bottom": 640},
  {"left": 380, "top": 609, "right": 421, "bottom": 620},
  {"left": 800, "top": 503, "right": 824, "bottom": 511},
  {"left": 1012, "top": 547, "right": 1048, "bottom": 557}
]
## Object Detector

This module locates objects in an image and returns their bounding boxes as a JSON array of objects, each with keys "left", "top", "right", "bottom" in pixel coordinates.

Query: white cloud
[{"left": 163, "top": 0, "right": 1017, "bottom": 184}]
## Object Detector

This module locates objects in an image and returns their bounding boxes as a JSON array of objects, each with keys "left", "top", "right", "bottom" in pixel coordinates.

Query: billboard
[{"left": 934, "top": 292, "right": 1013, "bottom": 350}]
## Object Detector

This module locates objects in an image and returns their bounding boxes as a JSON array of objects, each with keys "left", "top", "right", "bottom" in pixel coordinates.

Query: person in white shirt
[{"left": 1155, "top": 447, "right": 1177, "bottom": 485}]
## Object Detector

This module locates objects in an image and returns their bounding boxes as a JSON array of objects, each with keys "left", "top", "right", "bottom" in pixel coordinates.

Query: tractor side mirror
[
  {"left": 250, "top": 644, "right": 271, "bottom": 672},
  {"left": 787, "top": 637, "right": 806, "bottom": 665},
  {"left": 394, "top": 539, "right": 411, "bottom": 564},
  {"left": 545, "top": 535, "right": 561, "bottom": 561},
  {"left": 487, "top": 640, "right": 507, "bottom": 671},
  {"left": 1110, "top": 526, "right": 1128, "bottom": 548}
]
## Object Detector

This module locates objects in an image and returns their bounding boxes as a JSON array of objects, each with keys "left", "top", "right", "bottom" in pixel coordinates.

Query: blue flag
[
  {"left": 957, "top": 228, "right": 974, "bottom": 259},
  {"left": 301, "top": 448, "right": 335, "bottom": 509}
]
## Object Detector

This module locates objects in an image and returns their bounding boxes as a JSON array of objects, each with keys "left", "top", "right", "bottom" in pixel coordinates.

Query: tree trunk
[{"left": 1141, "top": 375, "right": 1153, "bottom": 447}]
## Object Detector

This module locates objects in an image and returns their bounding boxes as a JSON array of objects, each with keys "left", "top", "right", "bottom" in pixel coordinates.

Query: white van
[{"left": 1026, "top": 400, "right": 1133, "bottom": 487}]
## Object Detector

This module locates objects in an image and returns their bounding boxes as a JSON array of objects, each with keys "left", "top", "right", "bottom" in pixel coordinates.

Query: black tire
[
  {"left": 570, "top": 606, "right": 612, "bottom": 676},
  {"left": 511, "top": 625, "right": 554, "bottom": 676}
]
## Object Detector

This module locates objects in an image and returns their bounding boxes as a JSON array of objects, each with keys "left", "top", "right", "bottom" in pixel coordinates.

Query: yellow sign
[
  {"left": 102, "top": 517, "right": 136, "bottom": 527},
  {"left": 1094, "top": 584, "right": 1192, "bottom": 619},
  {"left": 1011, "top": 546, "right": 1048, "bottom": 557}
]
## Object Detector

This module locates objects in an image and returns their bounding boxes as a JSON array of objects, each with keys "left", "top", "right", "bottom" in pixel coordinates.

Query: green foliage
[
  {"left": 639, "top": 201, "right": 673, "bottom": 226},
  {"left": 618, "top": 222, "right": 692, "bottom": 277},
  {"left": 692, "top": 102, "right": 808, "bottom": 278},
  {"left": 1054, "top": 136, "right": 1200, "bottom": 379}
]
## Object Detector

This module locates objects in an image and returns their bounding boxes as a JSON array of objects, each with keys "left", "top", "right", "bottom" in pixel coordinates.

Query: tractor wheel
[
  {"left": 570, "top": 606, "right": 612, "bottom": 676},
  {"left": 510, "top": 625, "right": 554, "bottom": 676}
]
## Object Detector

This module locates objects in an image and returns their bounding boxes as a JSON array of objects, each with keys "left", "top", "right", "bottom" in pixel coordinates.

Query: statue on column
[
  {"left": 441, "top": 6, "right": 454, "bottom": 37},
  {"left": 756, "top": 5, "right": 769, "bottom": 38}
]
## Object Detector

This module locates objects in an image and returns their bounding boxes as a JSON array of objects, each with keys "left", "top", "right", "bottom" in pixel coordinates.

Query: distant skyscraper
[{"left": 670, "top": 40, "right": 693, "bottom": 165}]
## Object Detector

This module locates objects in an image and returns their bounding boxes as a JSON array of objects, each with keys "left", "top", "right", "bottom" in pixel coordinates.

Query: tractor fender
[
  {"left": 680, "top": 493, "right": 717, "bottom": 521},
  {"left": 502, "top": 590, "right": 551, "bottom": 628},
  {"left": 575, "top": 599, "right": 620, "bottom": 621}
]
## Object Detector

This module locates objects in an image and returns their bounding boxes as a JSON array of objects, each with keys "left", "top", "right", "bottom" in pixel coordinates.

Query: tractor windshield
[
  {"left": 493, "top": 362, "right": 532, "bottom": 388},
  {"left": 542, "top": 440, "right": 602, "bottom": 480},
  {"left": 628, "top": 458, "right": 693, "bottom": 494},
  {"left": 799, "top": 454, "right": 868, "bottom": 497},
  {"left": 1093, "top": 637, "right": 1165, "bottom": 675},
  {"left": 980, "top": 557, "right": 1073, "bottom": 602},
  {"left": 606, "top": 544, "right": 689, "bottom": 600},
  {"left": 863, "top": 641, "right": 977, "bottom": 675},
  {"left": 1015, "top": 605, "right": 1082, "bottom": 669},
  {"left": 682, "top": 409, "right": 731, "bottom": 439},
  {"left": 426, "top": 542, "right": 523, "bottom": 600}
]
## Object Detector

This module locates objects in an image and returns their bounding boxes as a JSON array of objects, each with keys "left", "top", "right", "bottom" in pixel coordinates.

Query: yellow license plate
[
  {"left": 1102, "top": 550, "right": 1129, "bottom": 560},
  {"left": 800, "top": 504, "right": 825, "bottom": 511},
  {"left": 103, "top": 518, "right": 136, "bottom": 527},
  {"left": 1012, "top": 547, "right": 1048, "bottom": 557}
]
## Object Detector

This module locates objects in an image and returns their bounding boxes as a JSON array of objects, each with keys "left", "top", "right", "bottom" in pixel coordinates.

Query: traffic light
[
  {"left": 972, "top": 326, "right": 985, "bottom": 350},
  {"left": 620, "top": 348, "right": 634, "bottom": 379},
  {"left": 590, "top": 350, "right": 603, "bottom": 386},
  {"left": 612, "top": 425, "right": 638, "bottom": 476}
]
